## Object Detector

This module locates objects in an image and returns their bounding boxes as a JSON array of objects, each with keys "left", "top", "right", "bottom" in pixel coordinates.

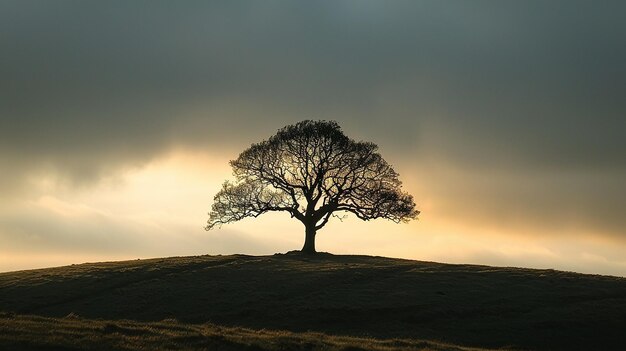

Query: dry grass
[
  {"left": 0, "top": 312, "right": 493, "bottom": 351},
  {"left": 1, "top": 253, "right": 625, "bottom": 350}
]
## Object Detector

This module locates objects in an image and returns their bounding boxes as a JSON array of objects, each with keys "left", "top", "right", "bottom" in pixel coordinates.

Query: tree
[{"left": 206, "top": 120, "right": 419, "bottom": 254}]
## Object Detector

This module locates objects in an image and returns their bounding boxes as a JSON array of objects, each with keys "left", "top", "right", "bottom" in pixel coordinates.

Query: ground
[{"left": 1, "top": 253, "right": 625, "bottom": 350}]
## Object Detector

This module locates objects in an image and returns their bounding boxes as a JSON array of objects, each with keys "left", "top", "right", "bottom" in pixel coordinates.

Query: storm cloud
[{"left": 1, "top": 1, "right": 625, "bottom": 272}]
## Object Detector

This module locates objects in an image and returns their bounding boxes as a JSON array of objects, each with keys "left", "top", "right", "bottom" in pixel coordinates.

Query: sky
[{"left": 1, "top": 1, "right": 625, "bottom": 275}]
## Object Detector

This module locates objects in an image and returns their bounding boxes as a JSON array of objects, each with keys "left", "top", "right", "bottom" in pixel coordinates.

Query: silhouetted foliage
[{"left": 206, "top": 120, "right": 419, "bottom": 253}]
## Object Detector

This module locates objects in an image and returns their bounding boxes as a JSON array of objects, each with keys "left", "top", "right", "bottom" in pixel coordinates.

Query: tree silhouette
[{"left": 206, "top": 120, "right": 419, "bottom": 254}]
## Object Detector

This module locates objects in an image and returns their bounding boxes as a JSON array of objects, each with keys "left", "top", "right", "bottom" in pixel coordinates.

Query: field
[{"left": 1, "top": 253, "right": 625, "bottom": 350}]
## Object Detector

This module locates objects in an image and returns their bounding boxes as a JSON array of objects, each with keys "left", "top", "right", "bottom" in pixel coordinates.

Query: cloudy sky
[{"left": 1, "top": 1, "right": 625, "bottom": 275}]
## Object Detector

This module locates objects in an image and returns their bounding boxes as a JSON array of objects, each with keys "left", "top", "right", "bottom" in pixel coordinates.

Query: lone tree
[{"left": 206, "top": 120, "right": 419, "bottom": 254}]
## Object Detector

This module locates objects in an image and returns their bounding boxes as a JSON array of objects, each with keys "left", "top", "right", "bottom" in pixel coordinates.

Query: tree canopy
[{"left": 206, "top": 120, "right": 418, "bottom": 253}]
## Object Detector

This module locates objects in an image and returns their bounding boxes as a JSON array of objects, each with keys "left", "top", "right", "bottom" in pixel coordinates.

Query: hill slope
[{"left": 1, "top": 253, "right": 625, "bottom": 350}]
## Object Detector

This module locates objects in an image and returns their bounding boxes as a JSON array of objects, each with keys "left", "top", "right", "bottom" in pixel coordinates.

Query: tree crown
[{"left": 206, "top": 120, "right": 418, "bottom": 232}]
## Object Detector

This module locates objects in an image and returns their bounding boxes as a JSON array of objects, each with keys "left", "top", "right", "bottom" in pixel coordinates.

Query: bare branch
[{"left": 206, "top": 120, "right": 419, "bottom": 240}]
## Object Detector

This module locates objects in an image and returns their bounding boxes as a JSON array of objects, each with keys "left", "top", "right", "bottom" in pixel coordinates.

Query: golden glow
[{"left": 1, "top": 149, "right": 625, "bottom": 277}]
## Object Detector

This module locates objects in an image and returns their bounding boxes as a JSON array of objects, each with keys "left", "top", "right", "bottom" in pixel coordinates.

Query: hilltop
[{"left": 1, "top": 253, "right": 625, "bottom": 350}]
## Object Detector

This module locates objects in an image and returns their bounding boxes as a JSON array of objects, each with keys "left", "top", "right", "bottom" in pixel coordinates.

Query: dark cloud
[{"left": 1, "top": 1, "right": 625, "bottom": 240}]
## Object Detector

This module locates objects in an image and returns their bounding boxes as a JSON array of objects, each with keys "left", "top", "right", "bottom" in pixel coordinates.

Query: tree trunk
[{"left": 301, "top": 224, "right": 317, "bottom": 254}]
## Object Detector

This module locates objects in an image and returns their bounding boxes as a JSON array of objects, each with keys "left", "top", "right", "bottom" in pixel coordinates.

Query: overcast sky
[{"left": 1, "top": 1, "right": 625, "bottom": 275}]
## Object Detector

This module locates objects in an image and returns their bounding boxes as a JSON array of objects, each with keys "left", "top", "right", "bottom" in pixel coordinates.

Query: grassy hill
[{"left": 1, "top": 253, "right": 625, "bottom": 350}]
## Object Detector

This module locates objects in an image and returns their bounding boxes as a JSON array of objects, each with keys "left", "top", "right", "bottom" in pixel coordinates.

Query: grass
[
  {"left": 0, "top": 312, "right": 493, "bottom": 351},
  {"left": 1, "top": 252, "right": 625, "bottom": 350}
]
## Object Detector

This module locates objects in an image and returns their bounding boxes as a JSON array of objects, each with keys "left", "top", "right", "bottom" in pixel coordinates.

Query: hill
[{"left": 1, "top": 253, "right": 625, "bottom": 350}]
